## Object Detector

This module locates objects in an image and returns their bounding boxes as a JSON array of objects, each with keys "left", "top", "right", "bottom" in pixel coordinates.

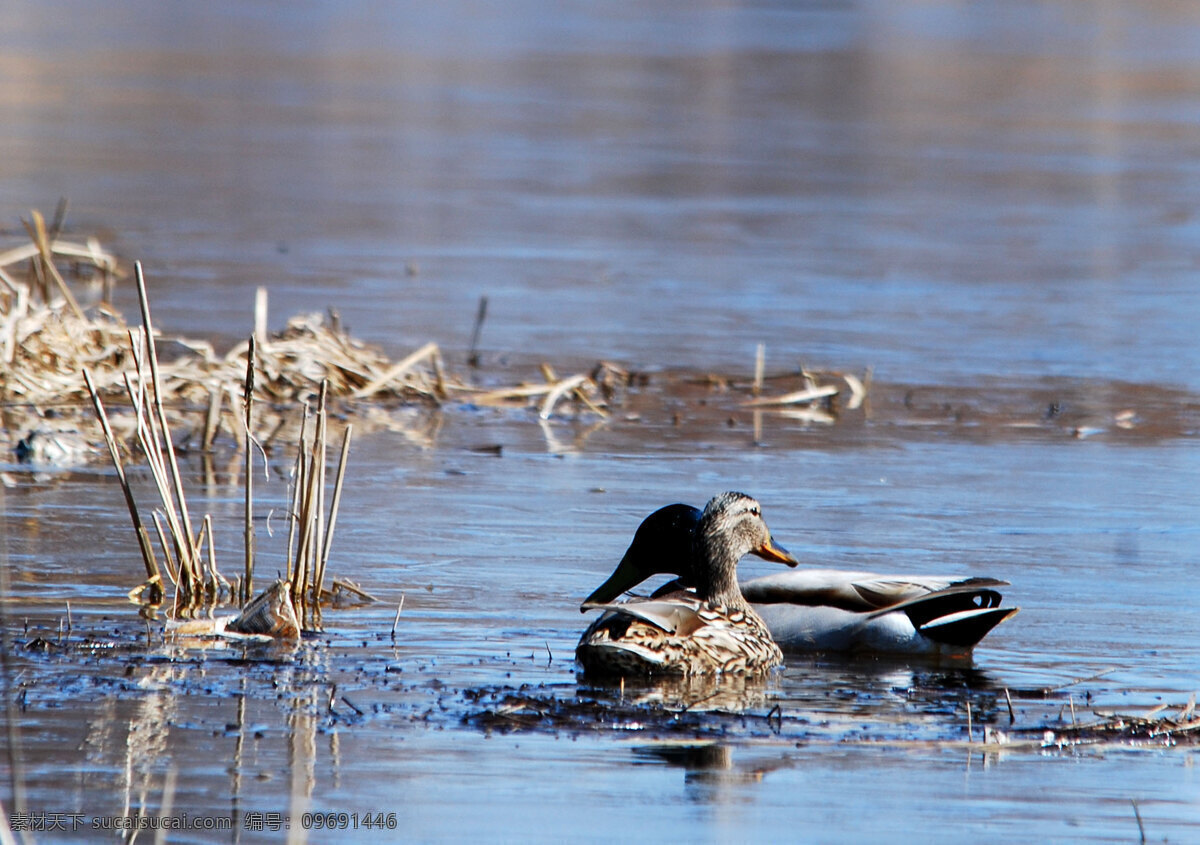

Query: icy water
[{"left": 3, "top": 0, "right": 1200, "bottom": 842}]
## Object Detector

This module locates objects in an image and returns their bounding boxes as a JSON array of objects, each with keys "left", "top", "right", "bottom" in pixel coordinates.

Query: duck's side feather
[
  {"left": 576, "top": 598, "right": 783, "bottom": 676},
  {"left": 579, "top": 599, "right": 708, "bottom": 636}
]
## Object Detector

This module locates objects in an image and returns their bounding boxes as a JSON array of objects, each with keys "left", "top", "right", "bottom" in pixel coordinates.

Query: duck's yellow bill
[{"left": 753, "top": 535, "right": 799, "bottom": 567}]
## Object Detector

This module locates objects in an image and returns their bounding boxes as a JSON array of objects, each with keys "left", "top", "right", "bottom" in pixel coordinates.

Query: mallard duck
[
  {"left": 583, "top": 503, "right": 1018, "bottom": 657},
  {"left": 576, "top": 492, "right": 798, "bottom": 676}
]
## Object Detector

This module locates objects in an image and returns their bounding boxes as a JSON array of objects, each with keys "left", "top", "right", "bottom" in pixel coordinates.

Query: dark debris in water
[
  {"left": 459, "top": 674, "right": 1200, "bottom": 751},
  {"left": 1009, "top": 705, "right": 1200, "bottom": 750},
  {"left": 460, "top": 681, "right": 789, "bottom": 740},
  {"left": 9, "top": 621, "right": 1200, "bottom": 753}
]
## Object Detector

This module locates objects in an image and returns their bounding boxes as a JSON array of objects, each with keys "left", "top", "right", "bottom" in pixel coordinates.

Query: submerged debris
[
  {"left": 1017, "top": 698, "right": 1200, "bottom": 749},
  {"left": 226, "top": 579, "right": 301, "bottom": 639},
  {"left": 461, "top": 680, "right": 778, "bottom": 738},
  {"left": 459, "top": 683, "right": 1200, "bottom": 753}
]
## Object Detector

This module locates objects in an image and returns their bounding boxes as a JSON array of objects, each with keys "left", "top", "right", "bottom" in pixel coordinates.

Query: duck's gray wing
[{"left": 741, "top": 569, "right": 1004, "bottom": 612}]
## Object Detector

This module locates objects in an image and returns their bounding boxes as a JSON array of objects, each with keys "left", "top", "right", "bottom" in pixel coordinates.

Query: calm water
[{"left": 3, "top": 0, "right": 1200, "bottom": 841}]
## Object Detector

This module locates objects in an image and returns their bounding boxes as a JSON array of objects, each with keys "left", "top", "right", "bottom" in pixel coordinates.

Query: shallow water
[
  {"left": 3, "top": 0, "right": 1200, "bottom": 841},
  {"left": 4, "top": 424, "right": 1199, "bottom": 842}
]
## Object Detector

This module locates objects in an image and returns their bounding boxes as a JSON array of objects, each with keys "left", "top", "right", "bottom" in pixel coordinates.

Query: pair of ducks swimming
[{"left": 575, "top": 492, "right": 1018, "bottom": 676}]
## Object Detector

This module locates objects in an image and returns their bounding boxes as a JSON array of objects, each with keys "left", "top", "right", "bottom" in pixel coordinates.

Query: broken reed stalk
[
  {"left": 1131, "top": 799, "right": 1146, "bottom": 843},
  {"left": 201, "top": 387, "right": 222, "bottom": 453},
  {"left": 203, "top": 514, "right": 231, "bottom": 599},
  {"left": 290, "top": 407, "right": 318, "bottom": 623},
  {"left": 391, "top": 593, "right": 405, "bottom": 639},
  {"left": 151, "top": 512, "right": 179, "bottom": 588},
  {"left": 289, "top": 382, "right": 330, "bottom": 628},
  {"left": 468, "top": 294, "right": 488, "bottom": 366},
  {"left": 47, "top": 197, "right": 68, "bottom": 242},
  {"left": 280, "top": 380, "right": 352, "bottom": 630},
  {"left": 538, "top": 373, "right": 589, "bottom": 420},
  {"left": 22, "top": 209, "right": 85, "bottom": 320},
  {"left": 753, "top": 343, "right": 765, "bottom": 396},
  {"left": 192, "top": 518, "right": 210, "bottom": 595},
  {"left": 351, "top": 341, "right": 441, "bottom": 400},
  {"left": 285, "top": 408, "right": 307, "bottom": 592},
  {"left": 291, "top": 414, "right": 318, "bottom": 624},
  {"left": 133, "top": 262, "right": 201, "bottom": 601},
  {"left": 254, "top": 286, "right": 268, "bottom": 346},
  {"left": 312, "top": 380, "right": 329, "bottom": 627},
  {"left": 137, "top": 265, "right": 197, "bottom": 554},
  {"left": 313, "top": 424, "right": 353, "bottom": 620},
  {"left": 243, "top": 335, "right": 256, "bottom": 605},
  {"left": 125, "top": 356, "right": 199, "bottom": 601},
  {"left": 82, "top": 367, "right": 163, "bottom": 603},
  {"left": 285, "top": 405, "right": 310, "bottom": 618},
  {"left": 742, "top": 384, "right": 839, "bottom": 408}
]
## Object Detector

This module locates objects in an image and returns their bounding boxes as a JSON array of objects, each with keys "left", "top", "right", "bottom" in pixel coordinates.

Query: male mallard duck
[
  {"left": 583, "top": 503, "right": 1018, "bottom": 657},
  {"left": 576, "top": 492, "right": 798, "bottom": 676}
]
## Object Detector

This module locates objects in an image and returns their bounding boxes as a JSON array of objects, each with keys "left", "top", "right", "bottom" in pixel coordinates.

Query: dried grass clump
[
  {"left": 1, "top": 210, "right": 124, "bottom": 413},
  {"left": 3, "top": 208, "right": 870, "bottom": 467},
  {"left": 471, "top": 361, "right": 628, "bottom": 420},
  {"left": 1, "top": 210, "right": 622, "bottom": 463}
]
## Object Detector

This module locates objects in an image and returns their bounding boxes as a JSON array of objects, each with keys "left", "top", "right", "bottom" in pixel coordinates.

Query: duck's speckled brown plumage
[
  {"left": 576, "top": 595, "right": 784, "bottom": 676},
  {"left": 576, "top": 492, "right": 796, "bottom": 676}
]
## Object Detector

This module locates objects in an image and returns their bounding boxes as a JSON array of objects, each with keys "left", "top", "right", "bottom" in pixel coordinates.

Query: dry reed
[{"left": 78, "top": 260, "right": 356, "bottom": 633}]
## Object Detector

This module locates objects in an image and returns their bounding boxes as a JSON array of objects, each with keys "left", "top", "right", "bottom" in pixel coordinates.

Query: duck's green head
[
  {"left": 580, "top": 496, "right": 798, "bottom": 609},
  {"left": 581, "top": 503, "right": 701, "bottom": 609}
]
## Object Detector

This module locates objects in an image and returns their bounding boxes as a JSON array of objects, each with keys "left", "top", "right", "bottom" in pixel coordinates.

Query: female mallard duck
[
  {"left": 583, "top": 503, "right": 1018, "bottom": 657},
  {"left": 576, "top": 492, "right": 798, "bottom": 677}
]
